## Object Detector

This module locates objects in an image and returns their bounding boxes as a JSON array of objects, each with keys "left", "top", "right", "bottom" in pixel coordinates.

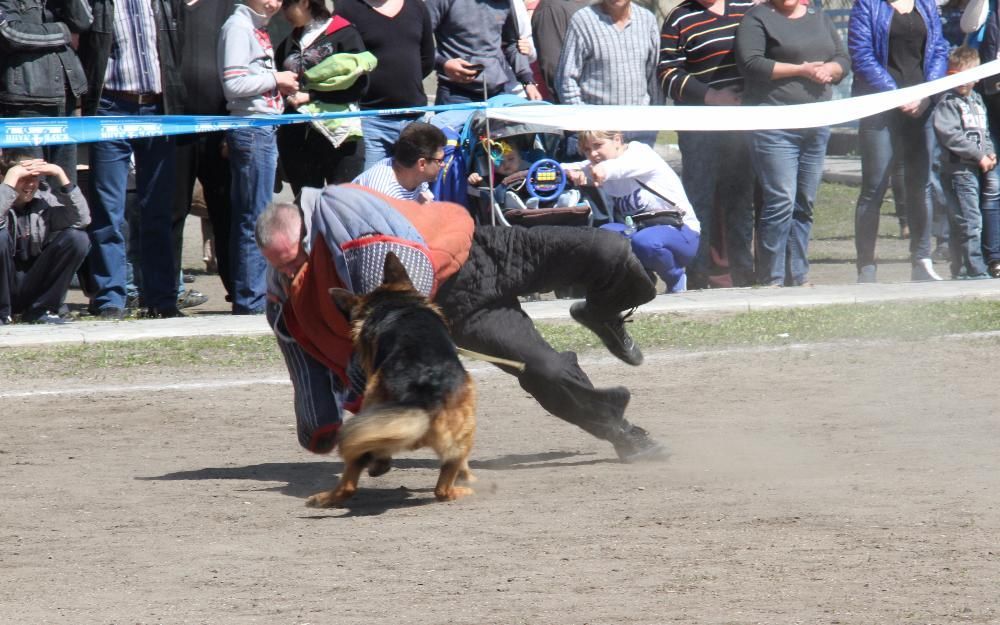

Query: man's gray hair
[{"left": 255, "top": 202, "right": 303, "bottom": 250}]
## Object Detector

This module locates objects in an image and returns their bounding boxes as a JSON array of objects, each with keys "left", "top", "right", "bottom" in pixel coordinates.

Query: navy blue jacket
[{"left": 848, "top": 0, "right": 949, "bottom": 95}]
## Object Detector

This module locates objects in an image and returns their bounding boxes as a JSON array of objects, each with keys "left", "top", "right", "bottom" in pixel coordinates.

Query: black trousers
[
  {"left": 173, "top": 131, "right": 232, "bottom": 297},
  {"left": 0, "top": 228, "right": 89, "bottom": 319},
  {"left": 277, "top": 124, "right": 365, "bottom": 198},
  {"left": 436, "top": 225, "right": 656, "bottom": 441}
]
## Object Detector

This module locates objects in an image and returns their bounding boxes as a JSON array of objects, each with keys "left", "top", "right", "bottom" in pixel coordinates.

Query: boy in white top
[{"left": 564, "top": 130, "right": 700, "bottom": 292}]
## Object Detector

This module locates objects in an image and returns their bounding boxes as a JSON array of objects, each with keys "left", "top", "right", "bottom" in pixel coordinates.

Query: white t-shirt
[
  {"left": 351, "top": 158, "right": 430, "bottom": 202},
  {"left": 567, "top": 142, "right": 700, "bottom": 233}
]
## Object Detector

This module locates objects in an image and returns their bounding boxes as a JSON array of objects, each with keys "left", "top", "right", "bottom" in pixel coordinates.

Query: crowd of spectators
[{"left": 1, "top": 0, "right": 999, "bottom": 325}]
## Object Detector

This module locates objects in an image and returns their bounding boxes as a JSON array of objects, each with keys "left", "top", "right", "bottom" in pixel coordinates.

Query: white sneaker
[
  {"left": 911, "top": 258, "right": 943, "bottom": 282},
  {"left": 669, "top": 273, "right": 687, "bottom": 293}
]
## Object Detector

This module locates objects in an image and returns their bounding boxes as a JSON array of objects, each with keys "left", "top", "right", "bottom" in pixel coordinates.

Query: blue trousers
[
  {"left": 601, "top": 222, "right": 699, "bottom": 292},
  {"left": 942, "top": 164, "right": 998, "bottom": 277},
  {"left": 226, "top": 125, "right": 278, "bottom": 314},
  {"left": 750, "top": 127, "right": 830, "bottom": 286},
  {"left": 87, "top": 95, "right": 177, "bottom": 311}
]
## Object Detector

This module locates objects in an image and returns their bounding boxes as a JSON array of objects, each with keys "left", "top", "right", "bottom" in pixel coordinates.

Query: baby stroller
[{"left": 433, "top": 95, "right": 610, "bottom": 227}]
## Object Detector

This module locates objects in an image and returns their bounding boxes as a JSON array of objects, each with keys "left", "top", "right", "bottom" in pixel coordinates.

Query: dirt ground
[{"left": 2, "top": 334, "right": 999, "bottom": 625}]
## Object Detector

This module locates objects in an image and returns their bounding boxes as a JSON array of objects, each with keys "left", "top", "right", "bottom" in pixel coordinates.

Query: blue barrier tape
[{"left": 0, "top": 102, "right": 490, "bottom": 149}]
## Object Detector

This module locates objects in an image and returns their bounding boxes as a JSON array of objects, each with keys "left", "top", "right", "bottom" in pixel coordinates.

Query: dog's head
[{"left": 329, "top": 252, "right": 445, "bottom": 371}]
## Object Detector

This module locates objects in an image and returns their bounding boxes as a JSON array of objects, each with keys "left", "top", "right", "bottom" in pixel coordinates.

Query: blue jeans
[
  {"left": 362, "top": 116, "right": 421, "bottom": 170},
  {"left": 750, "top": 127, "right": 830, "bottom": 286},
  {"left": 855, "top": 109, "right": 934, "bottom": 269},
  {"left": 602, "top": 222, "right": 700, "bottom": 292},
  {"left": 226, "top": 125, "right": 278, "bottom": 314},
  {"left": 942, "top": 164, "right": 996, "bottom": 276},
  {"left": 677, "top": 130, "right": 755, "bottom": 287},
  {"left": 87, "top": 95, "right": 177, "bottom": 310}
]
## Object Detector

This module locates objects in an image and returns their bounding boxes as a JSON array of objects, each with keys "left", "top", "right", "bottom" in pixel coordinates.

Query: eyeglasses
[{"left": 425, "top": 155, "right": 446, "bottom": 165}]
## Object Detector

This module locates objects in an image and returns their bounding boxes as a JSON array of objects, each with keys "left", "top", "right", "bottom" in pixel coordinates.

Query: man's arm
[
  {"left": 417, "top": 0, "right": 436, "bottom": 78},
  {"left": 0, "top": 0, "right": 72, "bottom": 51}
]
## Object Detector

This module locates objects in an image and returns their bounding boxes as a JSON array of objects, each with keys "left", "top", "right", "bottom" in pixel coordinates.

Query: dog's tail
[{"left": 337, "top": 404, "right": 431, "bottom": 460}]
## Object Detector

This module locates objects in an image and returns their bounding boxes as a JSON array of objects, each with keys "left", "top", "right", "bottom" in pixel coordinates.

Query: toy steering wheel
[{"left": 525, "top": 158, "right": 567, "bottom": 202}]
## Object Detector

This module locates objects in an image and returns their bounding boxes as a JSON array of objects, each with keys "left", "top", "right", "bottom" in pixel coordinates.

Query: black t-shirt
[
  {"left": 334, "top": 0, "right": 435, "bottom": 109},
  {"left": 887, "top": 8, "right": 927, "bottom": 89}
]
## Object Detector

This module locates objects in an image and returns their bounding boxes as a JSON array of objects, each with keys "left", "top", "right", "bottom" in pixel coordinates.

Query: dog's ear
[
  {"left": 382, "top": 252, "right": 414, "bottom": 289},
  {"left": 329, "top": 288, "right": 358, "bottom": 319}
]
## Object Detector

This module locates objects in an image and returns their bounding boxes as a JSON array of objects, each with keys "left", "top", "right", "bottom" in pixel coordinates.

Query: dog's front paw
[
  {"left": 305, "top": 489, "right": 351, "bottom": 508},
  {"left": 435, "top": 485, "right": 474, "bottom": 502}
]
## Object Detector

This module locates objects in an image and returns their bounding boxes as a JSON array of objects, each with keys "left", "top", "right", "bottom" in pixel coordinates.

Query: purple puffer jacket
[{"left": 848, "top": 0, "right": 949, "bottom": 96}]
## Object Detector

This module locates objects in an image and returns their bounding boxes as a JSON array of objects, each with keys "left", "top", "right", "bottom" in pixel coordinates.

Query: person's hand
[
  {"left": 800, "top": 61, "right": 832, "bottom": 84},
  {"left": 980, "top": 154, "right": 997, "bottom": 172},
  {"left": 418, "top": 189, "right": 434, "bottom": 204},
  {"left": 523, "top": 83, "right": 543, "bottom": 101},
  {"left": 286, "top": 91, "right": 310, "bottom": 108},
  {"left": 590, "top": 162, "right": 608, "bottom": 186},
  {"left": 2, "top": 162, "right": 31, "bottom": 189},
  {"left": 517, "top": 37, "right": 533, "bottom": 56},
  {"left": 274, "top": 71, "right": 300, "bottom": 96},
  {"left": 468, "top": 172, "right": 483, "bottom": 186},
  {"left": 23, "top": 159, "right": 69, "bottom": 186},
  {"left": 704, "top": 86, "right": 742, "bottom": 106},
  {"left": 899, "top": 99, "right": 929, "bottom": 117},
  {"left": 443, "top": 58, "right": 481, "bottom": 84},
  {"left": 564, "top": 168, "right": 587, "bottom": 186}
]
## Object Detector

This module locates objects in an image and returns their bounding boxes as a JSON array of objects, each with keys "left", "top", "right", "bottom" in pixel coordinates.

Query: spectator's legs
[
  {"left": 133, "top": 126, "right": 178, "bottom": 312},
  {"left": 226, "top": 125, "right": 278, "bottom": 314},
  {"left": 678, "top": 130, "right": 717, "bottom": 288},
  {"left": 12, "top": 229, "right": 90, "bottom": 317},
  {"left": 855, "top": 111, "right": 895, "bottom": 275},
  {"left": 898, "top": 111, "right": 934, "bottom": 266},
  {"left": 87, "top": 126, "right": 133, "bottom": 312},
  {"left": 628, "top": 224, "right": 700, "bottom": 292},
  {"left": 890, "top": 155, "right": 908, "bottom": 237},
  {"left": 750, "top": 129, "right": 802, "bottom": 286},
  {"left": 943, "top": 167, "right": 988, "bottom": 277},
  {"left": 361, "top": 116, "right": 416, "bottom": 169},
  {"left": 981, "top": 168, "right": 1000, "bottom": 267},
  {"left": 200, "top": 132, "right": 233, "bottom": 298},
  {"left": 173, "top": 136, "right": 199, "bottom": 297},
  {"left": 0, "top": 230, "right": 13, "bottom": 321},
  {"left": 785, "top": 126, "right": 829, "bottom": 286}
]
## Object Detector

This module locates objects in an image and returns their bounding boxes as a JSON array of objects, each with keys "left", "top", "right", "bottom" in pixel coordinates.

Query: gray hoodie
[
  {"left": 933, "top": 89, "right": 996, "bottom": 167},
  {"left": 218, "top": 4, "right": 284, "bottom": 116}
]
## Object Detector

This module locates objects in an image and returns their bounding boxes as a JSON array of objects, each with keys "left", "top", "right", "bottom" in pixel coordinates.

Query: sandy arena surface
[{"left": 2, "top": 335, "right": 999, "bottom": 624}]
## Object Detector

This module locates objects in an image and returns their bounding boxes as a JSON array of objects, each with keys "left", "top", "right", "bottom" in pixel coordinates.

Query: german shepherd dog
[{"left": 304, "top": 253, "right": 477, "bottom": 507}]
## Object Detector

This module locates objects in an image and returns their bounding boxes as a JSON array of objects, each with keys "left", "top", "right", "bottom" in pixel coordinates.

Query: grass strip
[{"left": 3, "top": 300, "right": 1000, "bottom": 376}]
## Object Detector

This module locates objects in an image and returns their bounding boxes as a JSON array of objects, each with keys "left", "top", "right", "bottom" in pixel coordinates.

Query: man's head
[
  {"left": 256, "top": 202, "right": 308, "bottom": 278},
  {"left": 949, "top": 46, "right": 980, "bottom": 97},
  {"left": 392, "top": 122, "right": 448, "bottom": 185}
]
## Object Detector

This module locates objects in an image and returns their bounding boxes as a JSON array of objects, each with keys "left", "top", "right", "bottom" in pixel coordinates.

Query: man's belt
[{"left": 103, "top": 90, "right": 162, "bottom": 105}]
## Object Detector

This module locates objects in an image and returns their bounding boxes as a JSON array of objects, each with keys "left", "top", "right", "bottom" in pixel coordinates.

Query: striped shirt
[
  {"left": 555, "top": 4, "right": 660, "bottom": 106},
  {"left": 104, "top": 0, "right": 162, "bottom": 94},
  {"left": 352, "top": 158, "right": 430, "bottom": 202},
  {"left": 658, "top": 0, "right": 754, "bottom": 104}
]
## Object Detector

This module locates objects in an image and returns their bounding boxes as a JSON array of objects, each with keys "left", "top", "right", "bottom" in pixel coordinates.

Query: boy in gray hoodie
[
  {"left": 218, "top": 0, "right": 299, "bottom": 315},
  {"left": 933, "top": 46, "right": 1000, "bottom": 279}
]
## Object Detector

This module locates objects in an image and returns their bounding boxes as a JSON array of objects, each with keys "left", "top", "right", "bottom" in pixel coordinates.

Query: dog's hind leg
[
  {"left": 305, "top": 459, "right": 365, "bottom": 508},
  {"left": 434, "top": 457, "right": 475, "bottom": 501}
]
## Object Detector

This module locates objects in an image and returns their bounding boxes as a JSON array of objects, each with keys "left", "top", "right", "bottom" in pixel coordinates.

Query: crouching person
[{"left": 0, "top": 153, "right": 90, "bottom": 324}]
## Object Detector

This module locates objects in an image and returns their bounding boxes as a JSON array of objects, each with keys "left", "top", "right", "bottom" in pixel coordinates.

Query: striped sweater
[
  {"left": 555, "top": 4, "right": 660, "bottom": 106},
  {"left": 658, "top": 0, "right": 754, "bottom": 104}
]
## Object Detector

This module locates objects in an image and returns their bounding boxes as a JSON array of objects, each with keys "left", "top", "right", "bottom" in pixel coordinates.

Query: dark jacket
[
  {"left": 0, "top": 0, "right": 91, "bottom": 105},
  {"left": 275, "top": 16, "right": 369, "bottom": 107},
  {"left": 848, "top": 0, "right": 949, "bottom": 96},
  {"left": 78, "top": 0, "right": 186, "bottom": 115}
]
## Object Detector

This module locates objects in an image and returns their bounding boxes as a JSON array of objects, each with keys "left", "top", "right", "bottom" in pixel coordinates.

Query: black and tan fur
[{"left": 305, "top": 253, "right": 477, "bottom": 507}]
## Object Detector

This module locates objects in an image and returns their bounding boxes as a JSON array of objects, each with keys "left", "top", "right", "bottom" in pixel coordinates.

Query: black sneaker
[
  {"left": 146, "top": 306, "right": 186, "bottom": 319},
  {"left": 569, "top": 302, "right": 643, "bottom": 366},
  {"left": 611, "top": 425, "right": 669, "bottom": 463}
]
